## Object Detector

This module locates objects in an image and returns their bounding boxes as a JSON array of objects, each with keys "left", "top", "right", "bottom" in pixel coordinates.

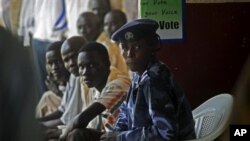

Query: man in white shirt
[{"left": 38, "top": 36, "right": 87, "bottom": 140}]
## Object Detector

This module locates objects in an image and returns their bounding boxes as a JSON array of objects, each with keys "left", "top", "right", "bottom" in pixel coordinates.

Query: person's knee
[{"left": 67, "top": 129, "right": 83, "bottom": 140}]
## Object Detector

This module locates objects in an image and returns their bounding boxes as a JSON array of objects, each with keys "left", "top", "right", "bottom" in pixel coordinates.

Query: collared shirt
[
  {"left": 114, "top": 59, "right": 196, "bottom": 141},
  {"left": 81, "top": 67, "right": 131, "bottom": 131}
]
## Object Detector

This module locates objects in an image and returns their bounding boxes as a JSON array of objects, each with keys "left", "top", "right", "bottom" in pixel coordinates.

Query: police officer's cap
[{"left": 111, "top": 18, "right": 159, "bottom": 42}]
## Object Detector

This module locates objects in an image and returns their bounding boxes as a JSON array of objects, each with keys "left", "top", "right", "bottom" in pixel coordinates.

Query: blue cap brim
[{"left": 111, "top": 18, "right": 159, "bottom": 42}]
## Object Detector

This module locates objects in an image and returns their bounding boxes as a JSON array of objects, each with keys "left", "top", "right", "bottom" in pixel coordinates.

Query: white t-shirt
[{"left": 58, "top": 74, "right": 83, "bottom": 124}]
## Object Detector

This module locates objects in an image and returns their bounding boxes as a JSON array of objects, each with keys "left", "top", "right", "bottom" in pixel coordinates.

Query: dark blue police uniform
[{"left": 111, "top": 19, "right": 196, "bottom": 141}]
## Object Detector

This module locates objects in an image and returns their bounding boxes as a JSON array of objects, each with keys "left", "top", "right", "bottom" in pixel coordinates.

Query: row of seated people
[
  {"left": 0, "top": 0, "right": 138, "bottom": 104},
  {"left": 35, "top": 19, "right": 196, "bottom": 141},
  {"left": 21, "top": 0, "right": 137, "bottom": 98},
  {"left": 36, "top": 8, "right": 129, "bottom": 118},
  {"left": 36, "top": 9, "right": 131, "bottom": 141},
  {"left": 36, "top": 8, "right": 130, "bottom": 121}
]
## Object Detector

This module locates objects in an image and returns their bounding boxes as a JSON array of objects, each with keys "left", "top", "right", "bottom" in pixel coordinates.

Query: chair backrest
[{"left": 185, "top": 93, "right": 234, "bottom": 141}]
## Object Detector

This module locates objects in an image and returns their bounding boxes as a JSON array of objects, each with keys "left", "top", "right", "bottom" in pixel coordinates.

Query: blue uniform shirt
[{"left": 114, "top": 59, "right": 196, "bottom": 141}]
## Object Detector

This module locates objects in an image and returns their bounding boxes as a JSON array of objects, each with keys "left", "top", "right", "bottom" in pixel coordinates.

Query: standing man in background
[
  {"left": 88, "top": 0, "right": 111, "bottom": 28},
  {"left": 64, "top": 0, "right": 89, "bottom": 38}
]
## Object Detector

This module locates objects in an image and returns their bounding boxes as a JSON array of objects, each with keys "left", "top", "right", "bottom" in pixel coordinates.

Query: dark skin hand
[
  {"left": 39, "top": 122, "right": 62, "bottom": 140},
  {"left": 59, "top": 102, "right": 106, "bottom": 140},
  {"left": 45, "top": 75, "right": 63, "bottom": 97}
]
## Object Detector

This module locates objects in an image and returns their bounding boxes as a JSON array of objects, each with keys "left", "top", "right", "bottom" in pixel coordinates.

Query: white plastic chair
[{"left": 185, "top": 93, "right": 234, "bottom": 141}]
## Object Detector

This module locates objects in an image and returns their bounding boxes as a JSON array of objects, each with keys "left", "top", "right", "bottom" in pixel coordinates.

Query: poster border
[{"left": 138, "top": 0, "right": 186, "bottom": 44}]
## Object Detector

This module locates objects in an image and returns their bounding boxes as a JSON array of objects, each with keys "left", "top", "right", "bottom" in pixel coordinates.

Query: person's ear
[
  {"left": 152, "top": 35, "right": 162, "bottom": 52},
  {"left": 153, "top": 42, "right": 161, "bottom": 52}
]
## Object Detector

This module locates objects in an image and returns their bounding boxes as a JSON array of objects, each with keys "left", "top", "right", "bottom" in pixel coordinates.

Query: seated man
[
  {"left": 101, "top": 9, "right": 127, "bottom": 40},
  {"left": 36, "top": 41, "right": 69, "bottom": 118},
  {"left": 38, "top": 36, "right": 88, "bottom": 140},
  {"left": 60, "top": 42, "right": 131, "bottom": 141},
  {"left": 97, "top": 9, "right": 129, "bottom": 76},
  {"left": 77, "top": 11, "right": 129, "bottom": 76},
  {"left": 77, "top": 12, "right": 102, "bottom": 42},
  {"left": 100, "top": 19, "right": 196, "bottom": 141}
]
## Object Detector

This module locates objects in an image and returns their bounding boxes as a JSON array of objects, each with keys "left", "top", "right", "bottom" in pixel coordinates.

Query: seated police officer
[{"left": 100, "top": 18, "right": 196, "bottom": 141}]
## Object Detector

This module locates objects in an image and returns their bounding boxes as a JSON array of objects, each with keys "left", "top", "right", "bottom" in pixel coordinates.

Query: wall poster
[{"left": 139, "top": 0, "right": 185, "bottom": 42}]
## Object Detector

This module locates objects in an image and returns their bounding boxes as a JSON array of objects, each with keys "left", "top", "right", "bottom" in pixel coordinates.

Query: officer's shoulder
[{"left": 148, "top": 61, "right": 171, "bottom": 80}]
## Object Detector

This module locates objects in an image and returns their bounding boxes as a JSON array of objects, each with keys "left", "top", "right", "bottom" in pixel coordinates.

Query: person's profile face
[
  {"left": 104, "top": 13, "right": 124, "bottom": 38},
  {"left": 119, "top": 39, "right": 152, "bottom": 74},
  {"left": 77, "top": 15, "right": 100, "bottom": 41},
  {"left": 61, "top": 44, "right": 79, "bottom": 76},
  {"left": 78, "top": 51, "right": 108, "bottom": 88}
]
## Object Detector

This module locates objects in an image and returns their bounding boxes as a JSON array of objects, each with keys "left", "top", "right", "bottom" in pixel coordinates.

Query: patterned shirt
[{"left": 81, "top": 67, "right": 131, "bottom": 131}]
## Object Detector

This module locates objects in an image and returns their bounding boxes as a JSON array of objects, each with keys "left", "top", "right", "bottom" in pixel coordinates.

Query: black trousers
[{"left": 67, "top": 128, "right": 103, "bottom": 141}]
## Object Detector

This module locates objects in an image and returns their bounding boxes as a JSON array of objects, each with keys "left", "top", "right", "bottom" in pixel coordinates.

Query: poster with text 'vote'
[{"left": 139, "top": 0, "right": 184, "bottom": 42}]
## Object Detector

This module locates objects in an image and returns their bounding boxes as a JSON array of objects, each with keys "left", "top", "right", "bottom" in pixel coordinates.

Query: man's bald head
[
  {"left": 61, "top": 36, "right": 87, "bottom": 55},
  {"left": 61, "top": 36, "right": 87, "bottom": 76},
  {"left": 77, "top": 12, "right": 101, "bottom": 41}
]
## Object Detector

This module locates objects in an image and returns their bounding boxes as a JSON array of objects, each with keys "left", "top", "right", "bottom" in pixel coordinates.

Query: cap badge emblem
[{"left": 125, "top": 32, "right": 134, "bottom": 40}]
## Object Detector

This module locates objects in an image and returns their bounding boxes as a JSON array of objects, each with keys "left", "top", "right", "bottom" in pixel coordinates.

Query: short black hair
[
  {"left": 46, "top": 41, "right": 64, "bottom": 52},
  {"left": 79, "top": 42, "right": 110, "bottom": 67},
  {"left": 78, "top": 12, "right": 101, "bottom": 25},
  {"left": 108, "top": 9, "right": 127, "bottom": 24},
  {"left": 88, "top": 0, "right": 111, "bottom": 12}
]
